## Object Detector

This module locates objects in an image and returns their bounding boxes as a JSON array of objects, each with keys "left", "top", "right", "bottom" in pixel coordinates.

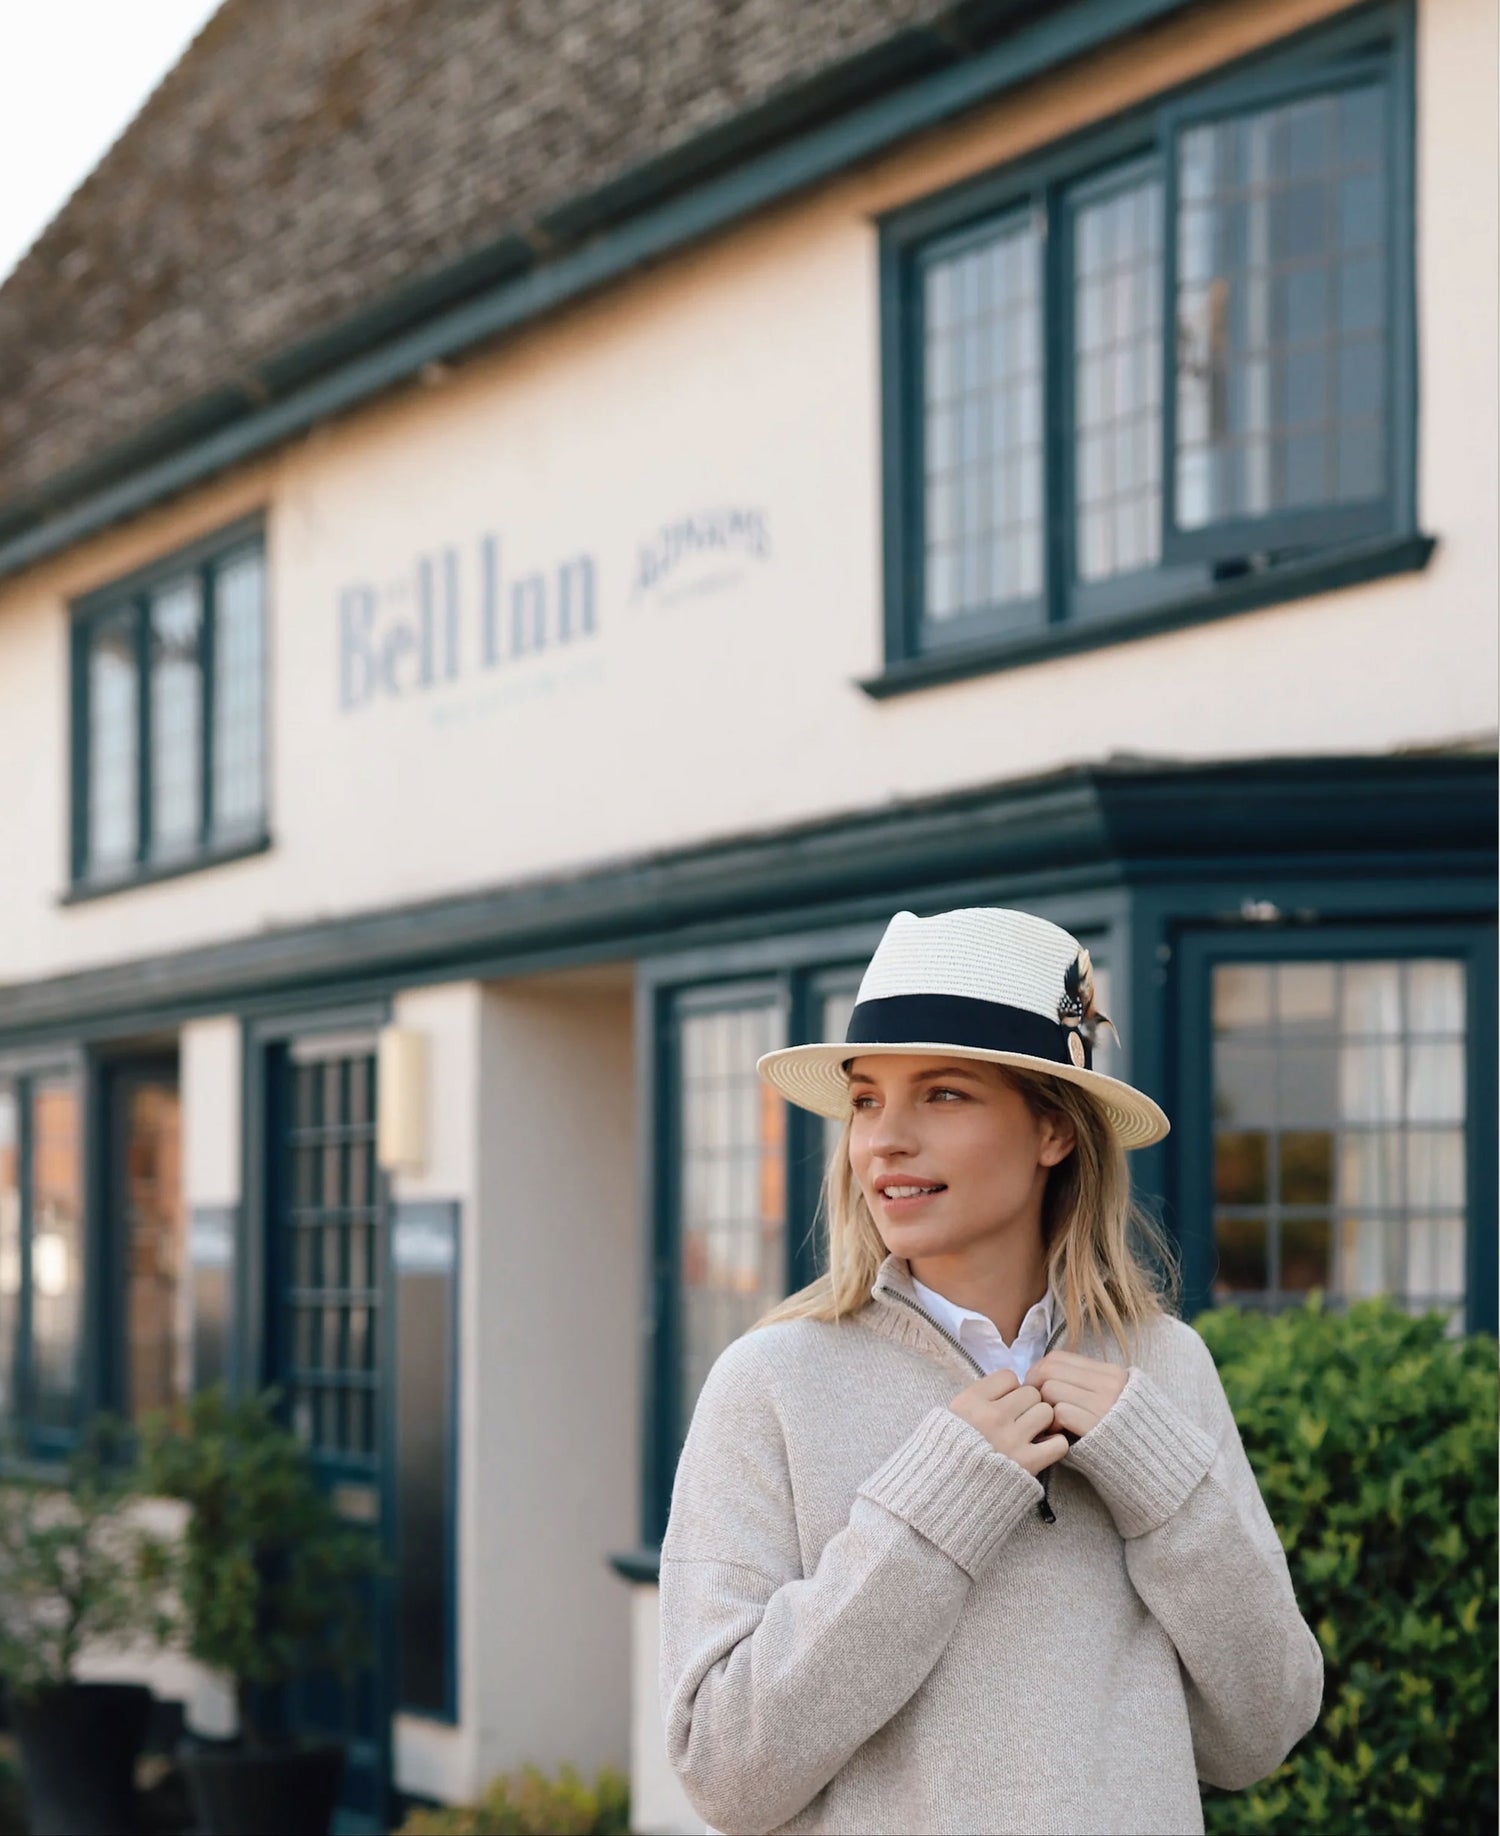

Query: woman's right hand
[{"left": 949, "top": 1370, "right": 1070, "bottom": 1476}]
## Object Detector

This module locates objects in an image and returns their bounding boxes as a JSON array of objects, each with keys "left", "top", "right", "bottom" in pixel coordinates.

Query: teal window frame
[
  {"left": 68, "top": 516, "right": 269, "bottom": 898},
  {"left": 876, "top": 2, "right": 1420, "bottom": 685}
]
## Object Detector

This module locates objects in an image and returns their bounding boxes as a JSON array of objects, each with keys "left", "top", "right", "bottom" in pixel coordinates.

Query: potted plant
[
  {"left": 139, "top": 1385, "right": 382, "bottom": 1836},
  {"left": 0, "top": 1419, "right": 173, "bottom": 1836}
]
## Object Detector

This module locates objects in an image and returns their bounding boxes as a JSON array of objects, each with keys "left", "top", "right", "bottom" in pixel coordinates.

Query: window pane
[
  {"left": 0, "top": 1088, "right": 18, "bottom": 1429},
  {"left": 1072, "top": 165, "right": 1164, "bottom": 581},
  {"left": 1174, "top": 82, "right": 1389, "bottom": 532},
  {"left": 150, "top": 577, "right": 204, "bottom": 859},
  {"left": 921, "top": 212, "right": 1044, "bottom": 629},
  {"left": 123, "top": 1080, "right": 188, "bottom": 1419},
  {"left": 1210, "top": 957, "right": 1468, "bottom": 1318},
  {"left": 87, "top": 610, "right": 139, "bottom": 875},
  {"left": 212, "top": 547, "right": 266, "bottom": 838},
  {"left": 677, "top": 1001, "right": 785, "bottom": 1436},
  {"left": 31, "top": 1080, "right": 82, "bottom": 1435}
]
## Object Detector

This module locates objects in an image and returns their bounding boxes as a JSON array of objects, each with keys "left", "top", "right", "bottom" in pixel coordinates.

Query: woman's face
[{"left": 846, "top": 1055, "right": 1075, "bottom": 1259}]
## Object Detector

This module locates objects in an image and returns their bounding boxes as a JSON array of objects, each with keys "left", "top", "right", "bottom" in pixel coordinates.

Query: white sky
[{"left": 0, "top": 0, "right": 224, "bottom": 286}]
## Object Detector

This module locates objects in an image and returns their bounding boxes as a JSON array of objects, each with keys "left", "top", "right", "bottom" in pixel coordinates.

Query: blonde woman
[{"left": 659, "top": 907, "right": 1322, "bottom": 1836}]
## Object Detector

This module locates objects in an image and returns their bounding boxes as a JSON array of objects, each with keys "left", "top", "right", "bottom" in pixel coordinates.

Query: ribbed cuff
[
  {"left": 858, "top": 1406, "right": 1043, "bottom": 1579},
  {"left": 1065, "top": 1366, "right": 1219, "bottom": 1539}
]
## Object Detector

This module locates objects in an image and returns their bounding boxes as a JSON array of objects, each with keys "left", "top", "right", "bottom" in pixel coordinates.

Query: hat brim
[{"left": 757, "top": 1040, "right": 1170, "bottom": 1149}]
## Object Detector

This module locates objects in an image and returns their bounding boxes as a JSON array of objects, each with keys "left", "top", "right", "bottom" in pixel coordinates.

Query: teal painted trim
[
  {"left": 860, "top": 531, "right": 1436, "bottom": 697},
  {"left": 0, "top": 0, "right": 1200, "bottom": 584},
  {"left": 1, "top": 751, "right": 1493, "bottom": 1049},
  {"left": 59, "top": 831, "right": 272, "bottom": 906},
  {"left": 606, "top": 1547, "right": 662, "bottom": 1584}
]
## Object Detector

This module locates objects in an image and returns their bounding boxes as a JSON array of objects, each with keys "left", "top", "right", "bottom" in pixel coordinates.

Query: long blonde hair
[{"left": 754, "top": 1064, "right": 1177, "bottom": 1353}]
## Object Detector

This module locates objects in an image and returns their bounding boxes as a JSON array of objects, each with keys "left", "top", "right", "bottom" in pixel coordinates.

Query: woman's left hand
[{"left": 1023, "top": 1350, "right": 1129, "bottom": 1441}]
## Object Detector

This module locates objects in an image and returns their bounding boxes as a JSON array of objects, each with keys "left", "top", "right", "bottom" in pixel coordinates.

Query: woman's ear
[{"left": 1037, "top": 1110, "right": 1078, "bottom": 1168}]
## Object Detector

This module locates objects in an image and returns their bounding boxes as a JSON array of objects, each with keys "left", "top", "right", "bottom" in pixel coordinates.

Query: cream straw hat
[{"left": 757, "top": 907, "right": 1169, "bottom": 1149}]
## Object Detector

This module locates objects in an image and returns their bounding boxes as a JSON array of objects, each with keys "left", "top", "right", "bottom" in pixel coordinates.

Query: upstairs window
[
  {"left": 880, "top": 6, "right": 1416, "bottom": 669},
  {"left": 71, "top": 524, "right": 267, "bottom": 890}
]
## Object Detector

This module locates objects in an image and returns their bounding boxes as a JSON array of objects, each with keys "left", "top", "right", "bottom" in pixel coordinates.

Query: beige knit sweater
[{"left": 659, "top": 1254, "right": 1322, "bottom": 1836}]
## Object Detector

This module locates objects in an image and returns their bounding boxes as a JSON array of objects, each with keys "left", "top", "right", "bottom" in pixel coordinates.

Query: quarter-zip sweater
[{"left": 659, "top": 1255, "right": 1322, "bottom": 1836}]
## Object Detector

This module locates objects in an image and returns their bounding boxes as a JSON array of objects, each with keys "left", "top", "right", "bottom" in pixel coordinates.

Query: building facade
[{"left": 0, "top": 0, "right": 1494, "bottom": 1828}]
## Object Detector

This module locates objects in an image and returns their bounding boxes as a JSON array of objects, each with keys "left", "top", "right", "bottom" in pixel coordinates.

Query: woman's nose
[{"left": 868, "top": 1101, "right": 919, "bottom": 1155}]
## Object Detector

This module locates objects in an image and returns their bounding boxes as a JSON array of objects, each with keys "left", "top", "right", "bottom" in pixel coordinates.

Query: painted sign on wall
[
  {"left": 335, "top": 507, "right": 770, "bottom": 716},
  {"left": 338, "top": 541, "right": 596, "bottom": 711}
]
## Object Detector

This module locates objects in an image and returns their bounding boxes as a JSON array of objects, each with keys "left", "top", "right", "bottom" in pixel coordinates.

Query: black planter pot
[
  {"left": 180, "top": 1739, "right": 346, "bottom": 1836},
  {"left": 12, "top": 1680, "right": 154, "bottom": 1836}
]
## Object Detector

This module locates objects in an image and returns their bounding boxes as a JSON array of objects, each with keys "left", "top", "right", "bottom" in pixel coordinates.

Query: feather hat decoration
[{"left": 1058, "top": 948, "right": 1119, "bottom": 1052}]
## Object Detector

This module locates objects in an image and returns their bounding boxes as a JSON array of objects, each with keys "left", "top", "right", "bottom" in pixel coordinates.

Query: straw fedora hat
[{"left": 756, "top": 907, "right": 1170, "bottom": 1149}]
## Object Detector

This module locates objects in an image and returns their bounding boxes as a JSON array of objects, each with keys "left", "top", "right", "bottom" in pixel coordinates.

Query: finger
[
  {"left": 1022, "top": 1433, "right": 1070, "bottom": 1474},
  {"left": 1038, "top": 1378, "right": 1100, "bottom": 1408},
  {"left": 983, "top": 1369, "right": 1020, "bottom": 1400},
  {"left": 995, "top": 1384, "right": 1042, "bottom": 1417},
  {"left": 1014, "top": 1400, "right": 1056, "bottom": 1442},
  {"left": 1050, "top": 1400, "right": 1096, "bottom": 1438}
]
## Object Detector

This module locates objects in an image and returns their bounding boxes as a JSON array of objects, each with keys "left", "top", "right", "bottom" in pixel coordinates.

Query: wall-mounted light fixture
[{"left": 377, "top": 1026, "right": 429, "bottom": 1174}]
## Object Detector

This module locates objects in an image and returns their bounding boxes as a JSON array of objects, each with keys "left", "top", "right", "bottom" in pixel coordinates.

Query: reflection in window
[
  {"left": 922, "top": 212, "right": 1044, "bottom": 629},
  {"left": 1175, "top": 84, "right": 1389, "bottom": 530},
  {"left": 213, "top": 547, "right": 266, "bottom": 839},
  {"left": 122, "top": 1080, "right": 188, "bottom": 1418},
  {"left": 677, "top": 1000, "right": 785, "bottom": 1435},
  {"left": 1212, "top": 959, "right": 1466, "bottom": 1324},
  {"left": 30, "top": 1080, "right": 82, "bottom": 1434},
  {"left": 87, "top": 613, "right": 139, "bottom": 876},
  {"left": 1074, "top": 167, "right": 1165, "bottom": 581},
  {"left": 150, "top": 580, "right": 204, "bottom": 859}
]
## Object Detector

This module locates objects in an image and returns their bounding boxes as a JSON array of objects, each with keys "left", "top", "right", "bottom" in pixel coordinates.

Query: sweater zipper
[{"left": 877, "top": 1287, "right": 1068, "bottom": 1526}]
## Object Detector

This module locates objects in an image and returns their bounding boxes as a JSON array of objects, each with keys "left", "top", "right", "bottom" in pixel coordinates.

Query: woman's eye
[
  {"left": 929, "top": 1087, "right": 964, "bottom": 1102},
  {"left": 850, "top": 1093, "right": 877, "bottom": 1109}
]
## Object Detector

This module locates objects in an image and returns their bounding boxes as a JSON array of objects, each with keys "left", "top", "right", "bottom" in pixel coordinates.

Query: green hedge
[
  {"left": 396, "top": 1763, "right": 629, "bottom": 1835},
  {"left": 1196, "top": 1297, "right": 1497, "bottom": 1835}
]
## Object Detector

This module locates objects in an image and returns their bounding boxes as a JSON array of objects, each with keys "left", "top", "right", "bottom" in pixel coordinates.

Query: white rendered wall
[
  {"left": 469, "top": 980, "right": 639, "bottom": 1788},
  {"left": 0, "top": 0, "right": 1492, "bottom": 989}
]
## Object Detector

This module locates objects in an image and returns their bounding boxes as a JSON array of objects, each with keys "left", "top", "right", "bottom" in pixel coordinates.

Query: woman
[{"left": 658, "top": 906, "right": 1322, "bottom": 1836}]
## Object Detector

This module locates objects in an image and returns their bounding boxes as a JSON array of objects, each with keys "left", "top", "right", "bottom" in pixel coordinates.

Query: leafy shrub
[
  {"left": 0, "top": 1416, "right": 173, "bottom": 1696},
  {"left": 397, "top": 1762, "right": 629, "bottom": 1835},
  {"left": 1195, "top": 1296, "right": 1497, "bottom": 1835},
  {"left": 139, "top": 1385, "right": 383, "bottom": 1749}
]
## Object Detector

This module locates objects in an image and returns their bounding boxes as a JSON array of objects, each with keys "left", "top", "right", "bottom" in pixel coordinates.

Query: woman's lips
[{"left": 875, "top": 1183, "right": 948, "bottom": 1212}]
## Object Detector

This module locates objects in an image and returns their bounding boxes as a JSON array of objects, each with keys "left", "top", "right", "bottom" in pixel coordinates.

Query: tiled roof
[{"left": 0, "top": 0, "right": 1016, "bottom": 525}]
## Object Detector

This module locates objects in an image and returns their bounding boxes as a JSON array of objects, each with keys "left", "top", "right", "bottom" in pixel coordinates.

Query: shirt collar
[{"left": 907, "top": 1268, "right": 1057, "bottom": 1351}]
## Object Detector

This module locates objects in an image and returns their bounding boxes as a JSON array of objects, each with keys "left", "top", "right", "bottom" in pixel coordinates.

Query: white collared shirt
[{"left": 908, "top": 1273, "right": 1058, "bottom": 1381}]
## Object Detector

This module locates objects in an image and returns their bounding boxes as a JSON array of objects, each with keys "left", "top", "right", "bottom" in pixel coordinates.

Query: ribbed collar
[{"left": 863, "top": 1253, "right": 1072, "bottom": 1374}]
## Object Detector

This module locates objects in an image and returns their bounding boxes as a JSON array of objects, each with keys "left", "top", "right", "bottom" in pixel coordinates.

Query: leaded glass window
[
  {"left": 921, "top": 211, "right": 1044, "bottom": 636},
  {"left": 285, "top": 1050, "right": 380, "bottom": 1463},
  {"left": 149, "top": 578, "right": 204, "bottom": 858},
  {"left": 1170, "top": 79, "right": 1392, "bottom": 556},
  {"left": 676, "top": 997, "right": 786, "bottom": 1437},
  {"left": 74, "top": 529, "right": 266, "bottom": 886},
  {"left": 1212, "top": 959, "right": 1467, "bottom": 1325},
  {"left": 1074, "top": 165, "right": 1165, "bottom": 582},
  {"left": 890, "top": 10, "right": 1410, "bottom": 656}
]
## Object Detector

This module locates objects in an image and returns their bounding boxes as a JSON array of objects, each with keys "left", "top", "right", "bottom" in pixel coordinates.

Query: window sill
[
  {"left": 859, "top": 533, "right": 1437, "bottom": 700},
  {"left": 60, "top": 831, "right": 272, "bottom": 906},
  {"left": 606, "top": 1546, "right": 661, "bottom": 1584}
]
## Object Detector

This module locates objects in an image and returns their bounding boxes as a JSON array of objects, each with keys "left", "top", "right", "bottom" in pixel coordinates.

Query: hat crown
[{"left": 855, "top": 907, "right": 1083, "bottom": 1024}]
